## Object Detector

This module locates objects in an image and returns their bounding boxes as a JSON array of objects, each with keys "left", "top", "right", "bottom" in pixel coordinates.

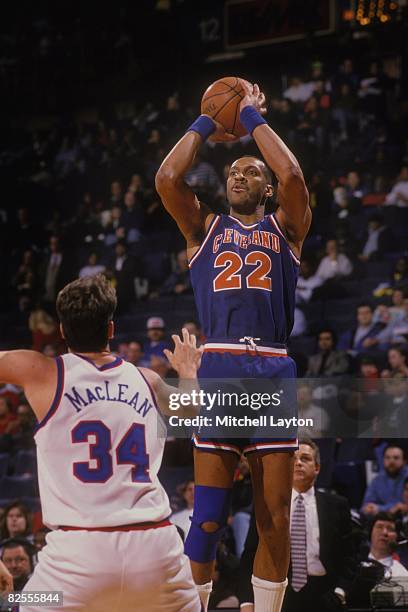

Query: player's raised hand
[
  {"left": 239, "top": 81, "right": 267, "bottom": 115},
  {"left": 201, "top": 115, "right": 239, "bottom": 143},
  {"left": 0, "top": 560, "right": 13, "bottom": 596},
  {"left": 164, "top": 328, "right": 204, "bottom": 376}
]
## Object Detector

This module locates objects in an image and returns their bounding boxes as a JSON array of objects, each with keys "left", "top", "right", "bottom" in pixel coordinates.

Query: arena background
[{"left": 0, "top": 1, "right": 407, "bottom": 610}]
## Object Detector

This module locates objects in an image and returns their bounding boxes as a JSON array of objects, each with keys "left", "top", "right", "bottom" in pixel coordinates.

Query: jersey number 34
[
  {"left": 213, "top": 250, "right": 272, "bottom": 292},
  {"left": 71, "top": 420, "right": 150, "bottom": 483}
]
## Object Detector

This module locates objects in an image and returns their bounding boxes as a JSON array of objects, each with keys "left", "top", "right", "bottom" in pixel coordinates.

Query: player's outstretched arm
[
  {"left": 155, "top": 119, "right": 234, "bottom": 245},
  {"left": 240, "top": 83, "right": 311, "bottom": 250},
  {"left": 140, "top": 328, "right": 203, "bottom": 417},
  {"left": 0, "top": 350, "right": 56, "bottom": 421}
]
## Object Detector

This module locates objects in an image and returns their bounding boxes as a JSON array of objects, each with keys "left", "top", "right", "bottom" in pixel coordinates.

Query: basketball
[{"left": 201, "top": 76, "right": 251, "bottom": 138}]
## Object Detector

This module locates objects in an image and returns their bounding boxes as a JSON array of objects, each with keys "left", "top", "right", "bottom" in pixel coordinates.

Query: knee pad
[{"left": 184, "top": 485, "right": 232, "bottom": 563}]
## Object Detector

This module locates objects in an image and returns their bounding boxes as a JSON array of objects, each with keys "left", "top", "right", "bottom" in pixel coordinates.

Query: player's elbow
[{"left": 155, "top": 166, "right": 178, "bottom": 195}]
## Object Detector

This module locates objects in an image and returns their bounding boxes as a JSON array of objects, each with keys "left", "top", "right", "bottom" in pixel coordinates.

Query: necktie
[{"left": 291, "top": 494, "right": 308, "bottom": 592}]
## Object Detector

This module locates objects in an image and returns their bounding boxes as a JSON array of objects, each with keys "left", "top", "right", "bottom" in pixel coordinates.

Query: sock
[
  {"left": 196, "top": 580, "right": 213, "bottom": 611},
  {"left": 251, "top": 575, "right": 288, "bottom": 612}
]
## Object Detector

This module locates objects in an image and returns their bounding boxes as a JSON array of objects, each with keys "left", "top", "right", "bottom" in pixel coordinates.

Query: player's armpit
[{"left": 0, "top": 349, "right": 52, "bottom": 388}]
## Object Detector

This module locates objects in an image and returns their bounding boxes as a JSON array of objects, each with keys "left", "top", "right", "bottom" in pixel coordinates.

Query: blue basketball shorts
[{"left": 193, "top": 340, "right": 298, "bottom": 456}]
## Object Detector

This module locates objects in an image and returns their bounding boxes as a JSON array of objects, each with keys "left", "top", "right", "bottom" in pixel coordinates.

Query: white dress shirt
[
  {"left": 291, "top": 486, "right": 326, "bottom": 576},
  {"left": 368, "top": 553, "right": 408, "bottom": 577}
]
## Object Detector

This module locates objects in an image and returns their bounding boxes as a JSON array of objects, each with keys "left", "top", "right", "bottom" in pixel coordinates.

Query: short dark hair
[
  {"left": 383, "top": 444, "right": 405, "bottom": 459},
  {"left": 56, "top": 274, "right": 117, "bottom": 352},
  {"left": 370, "top": 512, "right": 398, "bottom": 538},
  {"left": 357, "top": 302, "right": 373, "bottom": 312},
  {"left": 318, "top": 328, "right": 337, "bottom": 346},
  {"left": 0, "top": 537, "right": 35, "bottom": 567},
  {"left": 298, "top": 437, "right": 321, "bottom": 465}
]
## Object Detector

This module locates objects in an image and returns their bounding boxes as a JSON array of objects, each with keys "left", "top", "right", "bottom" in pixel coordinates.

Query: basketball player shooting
[
  {"left": 156, "top": 80, "right": 311, "bottom": 612},
  {"left": 0, "top": 274, "right": 203, "bottom": 611}
]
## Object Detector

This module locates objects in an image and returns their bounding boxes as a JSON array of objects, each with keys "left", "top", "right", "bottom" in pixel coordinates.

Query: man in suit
[{"left": 238, "top": 438, "right": 356, "bottom": 611}]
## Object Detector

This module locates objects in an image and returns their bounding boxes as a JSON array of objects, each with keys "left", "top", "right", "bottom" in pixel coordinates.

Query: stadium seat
[
  {"left": 0, "top": 476, "right": 39, "bottom": 499},
  {"left": 14, "top": 450, "right": 37, "bottom": 476}
]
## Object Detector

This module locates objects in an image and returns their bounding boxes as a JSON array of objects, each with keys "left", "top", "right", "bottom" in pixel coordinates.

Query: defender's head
[
  {"left": 226, "top": 156, "right": 273, "bottom": 214},
  {"left": 56, "top": 274, "right": 117, "bottom": 353}
]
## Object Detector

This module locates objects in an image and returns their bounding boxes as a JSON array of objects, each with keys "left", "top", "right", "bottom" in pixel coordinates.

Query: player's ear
[
  {"left": 108, "top": 320, "right": 114, "bottom": 340},
  {"left": 59, "top": 323, "right": 66, "bottom": 339},
  {"left": 265, "top": 184, "right": 274, "bottom": 198}
]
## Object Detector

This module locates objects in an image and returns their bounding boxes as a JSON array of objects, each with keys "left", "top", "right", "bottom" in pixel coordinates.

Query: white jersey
[{"left": 35, "top": 353, "right": 171, "bottom": 529}]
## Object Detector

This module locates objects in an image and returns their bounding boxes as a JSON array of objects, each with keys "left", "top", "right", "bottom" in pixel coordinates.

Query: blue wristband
[
  {"left": 240, "top": 105, "right": 267, "bottom": 136},
  {"left": 187, "top": 115, "right": 216, "bottom": 141}
]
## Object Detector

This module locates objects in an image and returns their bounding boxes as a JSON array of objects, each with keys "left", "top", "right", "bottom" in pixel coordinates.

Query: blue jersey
[{"left": 189, "top": 213, "right": 299, "bottom": 344}]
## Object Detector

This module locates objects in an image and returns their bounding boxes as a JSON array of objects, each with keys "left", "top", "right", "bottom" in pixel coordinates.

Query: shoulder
[{"left": 316, "top": 489, "right": 350, "bottom": 509}]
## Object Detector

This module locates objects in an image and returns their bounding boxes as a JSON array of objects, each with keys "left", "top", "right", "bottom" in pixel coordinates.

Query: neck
[
  {"left": 69, "top": 346, "right": 111, "bottom": 358},
  {"left": 371, "top": 547, "right": 389, "bottom": 560},
  {"left": 229, "top": 205, "right": 265, "bottom": 225},
  {"left": 293, "top": 483, "right": 313, "bottom": 494}
]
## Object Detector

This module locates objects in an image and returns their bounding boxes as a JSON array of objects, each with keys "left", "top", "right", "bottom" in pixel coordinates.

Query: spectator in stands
[
  {"left": 0, "top": 397, "right": 17, "bottom": 435},
  {"left": 306, "top": 329, "right": 350, "bottom": 377},
  {"left": 103, "top": 205, "right": 124, "bottom": 247},
  {"left": 0, "top": 384, "right": 20, "bottom": 411},
  {"left": 121, "top": 190, "right": 143, "bottom": 243},
  {"left": 13, "top": 249, "right": 38, "bottom": 304},
  {"left": 382, "top": 347, "right": 408, "bottom": 378},
  {"left": 380, "top": 298, "right": 408, "bottom": 345},
  {"left": 385, "top": 166, "right": 408, "bottom": 207},
  {"left": 359, "top": 213, "right": 391, "bottom": 261},
  {"left": 392, "top": 257, "right": 408, "bottom": 287},
  {"left": 111, "top": 241, "right": 136, "bottom": 312},
  {"left": 43, "top": 236, "right": 75, "bottom": 304},
  {"left": 283, "top": 76, "right": 315, "bottom": 104},
  {"left": 126, "top": 341, "right": 144, "bottom": 367},
  {"left": 150, "top": 249, "right": 191, "bottom": 298},
  {"left": 78, "top": 253, "right": 105, "bottom": 279},
  {"left": 316, "top": 239, "right": 353, "bottom": 282},
  {"left": 28, "top": 305, "right": 61, "bottom": 353},
  {"left": 171, "top": 480, "right": 194, "bottom": 540},
  {"left": 0, "top": 502, "right": 33, "bottom": 542},
  {"left": 10, "top": 403, "right": 36, "bottom": 450},
  {"left": 367, "top": 512, "right": 408, "bottom": 576},
  {"left": 296, "top": 259, "right": 322, "bottom": 303},
  {"left": 143, "top": 317, "right": 170, "bottom": 362},
  {"left": 358, "top": 356, "right": 380, "bottom": 394},
  {"left": 339, "top": 303, "right": 387, "bottom": 353},
  {"left": 361, "top": 445, "right": 408, "bottom": 516},
  {"left": 1, "top": 538, "right": 34, "bottom": 591},
  {"left": 389, "top": 287, "right": 407, "bottom": 320},
  {"left": 297, "top": 384, "right": 330, "bottom": 437}
]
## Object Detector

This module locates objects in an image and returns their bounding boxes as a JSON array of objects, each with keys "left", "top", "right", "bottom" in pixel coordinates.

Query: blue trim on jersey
[
  {"left": 74, "top": 353, "right": 123, "bottom": 371},
  {"left": 34, "top": 356, "right": 65, "bottom": 434},
  {"left": 137, "top": 367, "right": 167, "bottom": 430}
]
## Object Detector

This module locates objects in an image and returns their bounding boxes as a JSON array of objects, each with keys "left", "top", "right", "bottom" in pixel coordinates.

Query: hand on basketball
[
  {"left": 239, "top": 81, "right": 267, "bottom": 115},
  {"left": 164, "top": 328, "right": 204, "bottom": 376},
  {"left": 0, "top": 560, "right": 13, "bottom": 595},
  {"left": 202, "top": 116, "right": 239, "bottom": 144}
]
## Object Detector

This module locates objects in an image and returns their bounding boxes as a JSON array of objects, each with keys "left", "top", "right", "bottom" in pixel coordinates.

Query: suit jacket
[
  {"left": 306, "top": 351, "right": 350, "bottom": 377},
  {"left": 237, "top": 489, "right": 356, "bottom": 605}
]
